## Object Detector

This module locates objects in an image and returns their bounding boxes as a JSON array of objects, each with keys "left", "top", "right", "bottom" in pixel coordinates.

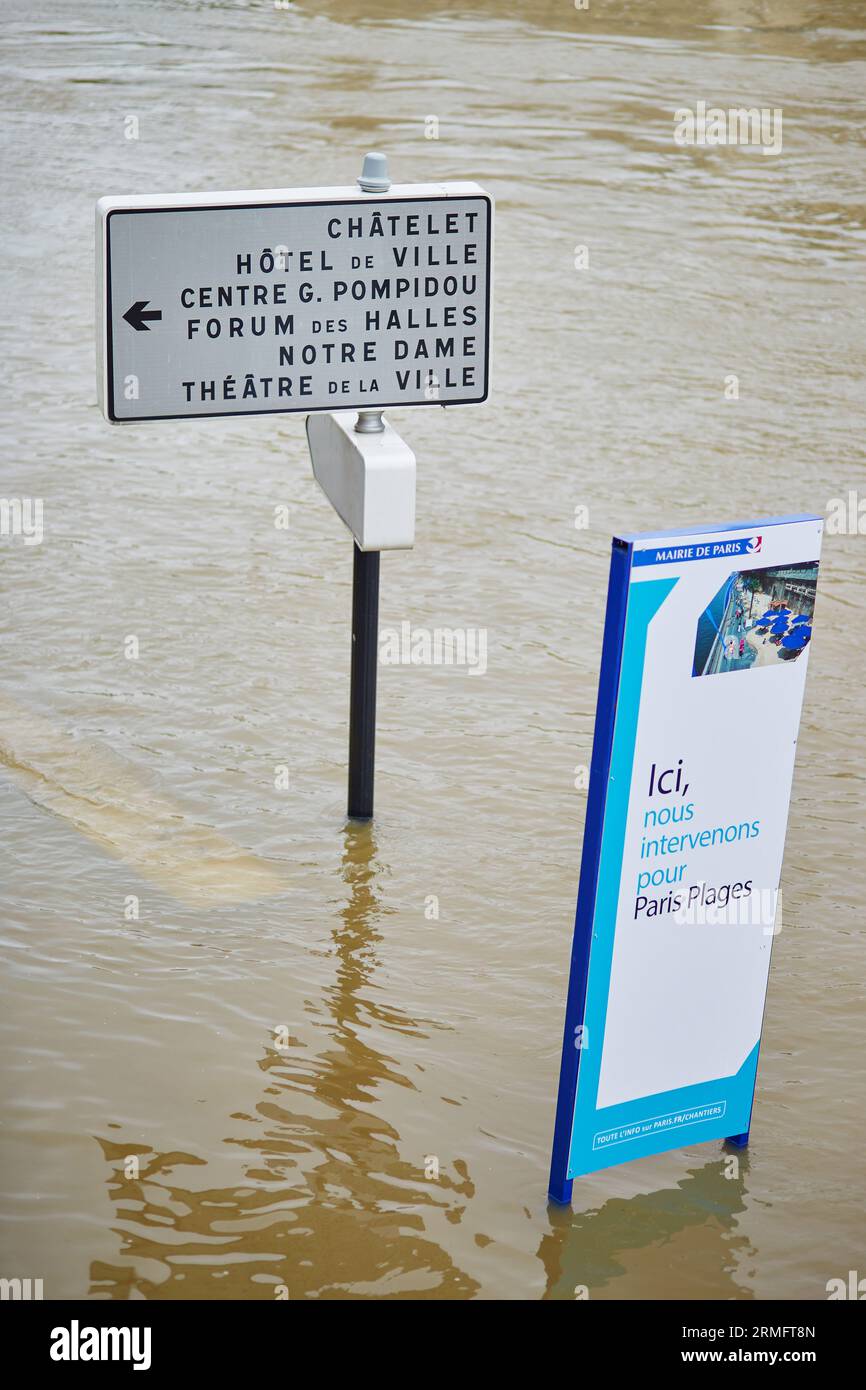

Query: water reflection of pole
[
  {"left": 329, "top": 819, "right": 384, "bottom": 1068},
  {"left": 93, "top": 821, "right": 477, "bottom": 1298},
  {"left": 276, "top": 820, "right": 478, "bottom": 1297}
]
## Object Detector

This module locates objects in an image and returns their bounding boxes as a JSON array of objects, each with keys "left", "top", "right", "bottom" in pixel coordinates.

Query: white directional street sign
[{"left": 96, "top": 183, "right": 492, "bottom": 423}]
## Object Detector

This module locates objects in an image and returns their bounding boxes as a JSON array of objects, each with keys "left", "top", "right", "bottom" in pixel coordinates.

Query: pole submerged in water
[
  {"left": 347, "top": 543, "right": 380, "bottom": 820},
  {"left": 345, "top": 153, "right": 391, "bottom": 821}
]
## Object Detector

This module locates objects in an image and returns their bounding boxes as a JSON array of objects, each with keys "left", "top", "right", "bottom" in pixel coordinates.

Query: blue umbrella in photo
[
  {"left": 791, "top": 614, "right": 810, "bottom": 626},
  {"left": 781, "top": 627, "right": 811, "bottom": 649},
  {"left": 770, "top": 617, "right": 790, "bottom": 633}
]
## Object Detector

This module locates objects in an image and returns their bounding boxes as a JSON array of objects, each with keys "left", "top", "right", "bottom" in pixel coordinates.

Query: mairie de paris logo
[{"left": 746, "top": 535, "right": 762, "bottom": 553}]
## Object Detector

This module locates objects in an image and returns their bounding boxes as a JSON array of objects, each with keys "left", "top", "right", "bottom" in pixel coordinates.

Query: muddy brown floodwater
[{"left": 1, "top": 0, "right": 864, "bottom": 1299}]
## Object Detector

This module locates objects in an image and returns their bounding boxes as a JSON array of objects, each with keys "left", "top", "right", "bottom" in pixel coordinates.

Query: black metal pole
[{"left": 348, "top": 543, "right": 380, "bottom": 820}]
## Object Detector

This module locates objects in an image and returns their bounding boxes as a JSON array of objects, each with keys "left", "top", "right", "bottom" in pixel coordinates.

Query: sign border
[
  {"left": 548, "top": 535, "right": 632, "bottom": 1205},
  {"left": 99, "top": 189, "right": 493, "bottom": 424}
]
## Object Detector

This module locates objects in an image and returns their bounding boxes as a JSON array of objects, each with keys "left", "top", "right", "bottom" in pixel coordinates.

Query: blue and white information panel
[{"left": 549, "top": 515, "right": 822, "bottom": 1202}]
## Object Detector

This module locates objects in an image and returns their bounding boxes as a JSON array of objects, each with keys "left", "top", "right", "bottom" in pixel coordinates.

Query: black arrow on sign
[{"left": 123, "top": 300, "right": 163, "bottom": 332}]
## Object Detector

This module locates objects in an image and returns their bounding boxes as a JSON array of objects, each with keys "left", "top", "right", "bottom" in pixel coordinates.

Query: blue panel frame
[{"left": 548, "top": 537, "right": 632, "bottom": 1204}]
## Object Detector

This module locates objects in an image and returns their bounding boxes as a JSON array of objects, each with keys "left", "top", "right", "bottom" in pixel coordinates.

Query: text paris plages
[{"left": 633, "top": 759, "right": 770, "bottom": 924}]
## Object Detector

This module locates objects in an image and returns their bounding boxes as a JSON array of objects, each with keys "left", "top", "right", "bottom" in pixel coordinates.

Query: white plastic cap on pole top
[{"left": 357, "top": 151, "right": 391, "bottom": 193}]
